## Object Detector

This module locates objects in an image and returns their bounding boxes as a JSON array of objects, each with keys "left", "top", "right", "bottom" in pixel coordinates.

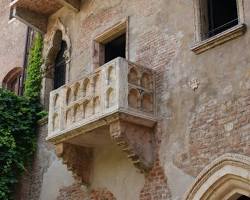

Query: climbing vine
[
  {"left": 24, "top": 32, "right": 43, "bottom": 101},
  {"left": 0, "top": 32, "right": 44, "bottom": 200},
  {"left": 0, "top": 89, "right": 40, "bottom": 200}
]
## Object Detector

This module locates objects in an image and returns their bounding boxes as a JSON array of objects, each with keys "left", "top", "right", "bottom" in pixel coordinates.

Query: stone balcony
[
  {"left": 10, "top": 0, "right": 80, "bottom": 33},
  {"left": 47, "top": 58, "right": 157, "bottom": 183}
]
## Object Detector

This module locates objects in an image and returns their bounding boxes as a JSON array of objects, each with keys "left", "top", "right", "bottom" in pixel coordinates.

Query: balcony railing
[
  {"left": 10, "top": 0, "right": 80, "bottom": 32},
  {"left": 47, "top": 57, "right": 156, "bottom": 141}
]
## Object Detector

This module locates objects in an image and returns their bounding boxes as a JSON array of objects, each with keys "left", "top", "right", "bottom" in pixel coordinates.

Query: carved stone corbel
[
  {"left": 56, "top": 143, "right": 93, "bottom": 185},
  {"left": 110, "top": 120, "right": 156, "bottom": 172}
]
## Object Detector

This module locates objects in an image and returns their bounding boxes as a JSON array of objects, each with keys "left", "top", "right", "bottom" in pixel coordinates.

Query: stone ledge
[
  {"left": 191, "top": 24, "right": 246, "bottom": 54},
  {"left": 46, "top": 111, "right": 157, "bottom": 144},
  {"left": 37, "top": 116, "right": 48, "bottom": 126}
]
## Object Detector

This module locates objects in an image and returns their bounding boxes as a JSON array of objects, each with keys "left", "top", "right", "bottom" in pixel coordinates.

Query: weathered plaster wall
[
  {"left": 0, "top": 0, "right": 27, "bottom": 84},
  {"left": 91, "top": 144, "right": 145, "bottom": 200},
  {"left": 17, "top": 119, "right": 76, "bottom": 200},
  {"left": 37, "top": 0, "right": 250, "bottom": 199}
]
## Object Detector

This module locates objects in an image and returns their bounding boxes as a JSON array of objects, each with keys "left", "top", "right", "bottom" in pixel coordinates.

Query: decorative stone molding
[
  {"left": 188, "top": 78, "right": 199, "bottom": 91},
  {"left": 44, "top": 18, "right": 71, "bottom": 82},
  {"left": 41, "top": 19, "right": 71, "bottom": 109},
  {"left": 184, "top": 154, "right": 250, "bottom": 200},
  {"left": 191, "top": 24, "right": 246, "bottom": 54},
  {"left": 55, "top": 143, "right": 93, "bottom": 185}
]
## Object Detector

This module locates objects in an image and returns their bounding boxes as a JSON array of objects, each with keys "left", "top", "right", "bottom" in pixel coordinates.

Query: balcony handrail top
[{"left": 50, "top": 57, "right": 127, "bottom": 95}]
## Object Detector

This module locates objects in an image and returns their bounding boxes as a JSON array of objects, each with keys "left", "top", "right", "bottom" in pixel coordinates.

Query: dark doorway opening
[
  {"left": 207, "top": 0, "right": 238, "bottom": 37},
  {"left": 104, "top": 33, "right": 126, "bottom": 64},
  {"left": 54, "top": 40, "right": 67, "bottom": 89},
  {"left": 237, "top": 195, "right": 250, "bottom": 200}
]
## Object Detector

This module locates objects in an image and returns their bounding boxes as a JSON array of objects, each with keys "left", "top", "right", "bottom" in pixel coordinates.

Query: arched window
[
  {"left": 44, "top": 30, "right": 67, "bottom": 90},
  {"left": 42, "top": 20, "right": 71, "bottom": 110},
  {"left": 54, "top": 39, "right": 67, "bottom": 89},
  {"left": 2, "top": 67, "right": 23, "bottom": 95}
]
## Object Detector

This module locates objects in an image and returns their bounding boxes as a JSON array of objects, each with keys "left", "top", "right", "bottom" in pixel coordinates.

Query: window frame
[
  {"left": 92, "top": 18, "right": 129, "bottom": 69},
  {"left": 194, "top": 0, "right": 244, "bottom": 42},
  {"left": 191, "top": 0, "right": 246, "bottom": 54}
]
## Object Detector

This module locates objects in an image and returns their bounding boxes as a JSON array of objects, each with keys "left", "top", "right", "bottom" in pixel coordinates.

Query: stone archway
[
  {"left": 41, "top": 18, "right": 71, "bottom": 109},
  {"left": 184, "top": 154, "right": 250, "bottom": 200},
  {"left": 2, "top": 67, "right": 23, "bottom": 95}
]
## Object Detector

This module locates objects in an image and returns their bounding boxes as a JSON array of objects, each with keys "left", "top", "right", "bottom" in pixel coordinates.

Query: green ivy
[
  {"left": 0, "top": 32, "right": 44, "bottom": 200},
  {"left": 0, "top": 89, "right": 40, "bottom": 200},
  {"left": 24, "top": 33, "right": 43, "bottom": 101}
]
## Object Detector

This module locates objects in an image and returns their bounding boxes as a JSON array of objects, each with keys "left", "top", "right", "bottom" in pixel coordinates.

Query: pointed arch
[
  {"left": 184, "top": 154, "right": 250, "bottom": 200},
  {"left": 44, "top": 18, "right": 71, "bottom": 82},
  {"left": 41, "top": 18, "right": 71, "bottom": 109}
]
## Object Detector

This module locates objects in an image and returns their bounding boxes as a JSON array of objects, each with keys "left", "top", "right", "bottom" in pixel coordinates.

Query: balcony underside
[
  {"left": 10, "top": 0, "right": 81, "bottom": 33},
  {"left": 49, "top": 111, "right": 156, "bottom": 183},
  {"left": 47, "top": 111, "right": 156, "bottom": 143}
]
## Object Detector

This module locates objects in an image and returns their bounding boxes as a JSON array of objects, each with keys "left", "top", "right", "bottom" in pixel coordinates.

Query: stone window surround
[
  {"left": 92, "top": 18, "right": 129, "bottom": 69},
  {"left": 41, "top": 18, "right": 71, "bottom": 110},
  {"left": 191, "top": 0, "right": 246, "bottom": 54}
]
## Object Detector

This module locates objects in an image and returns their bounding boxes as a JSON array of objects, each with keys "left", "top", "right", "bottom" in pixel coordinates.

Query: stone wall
[
  {"left": 0, "top": 0, "right": 27, "bottom": 85},
  {"left": 13, "top": 0, "right": 250, "bottom": 199}
]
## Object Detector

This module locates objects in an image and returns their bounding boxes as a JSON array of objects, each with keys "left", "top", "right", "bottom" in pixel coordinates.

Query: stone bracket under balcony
[
  {"left": 110, "top": 118, "right": 156, "bottom": 171},
  {"left": 47, "top": 58, "right": 157, "bottom": 182},
  {"left": 10, "top": 0, "right": 81, "bottom": 33},
  {"left": 52, "top": 112, "right": 156, "bottom": 182},
  {"left": 56, "top": 143, "right": 93, "bottom": 185}
]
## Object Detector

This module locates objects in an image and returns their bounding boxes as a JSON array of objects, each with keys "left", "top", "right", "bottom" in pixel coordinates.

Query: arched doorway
[
  {"left": 184, "top": 154, "right": 250, "bottom": 200},
  {"left": 228, "top": 194, "right": 250, "bottom": 200},
  {"left": 2, "top": 67, "right": 23, "bottom": 95},
  {"left": 236, "top": 195, "right": 250, "bottom": 200}
]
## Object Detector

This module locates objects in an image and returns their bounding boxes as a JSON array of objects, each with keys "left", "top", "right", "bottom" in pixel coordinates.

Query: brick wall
[
  {"left": 56, "top": 186, "right": 117, "bottom": 200},
  {"left": 90, "top": 188, "right": 117, "bottom": 200},
  {"left": 57, "top": 183, "right": 86, "bottom": 200},
  {"left": 175, "top": 92, "right": 250, "bottom": 176},
  {"left": 140, "top": 159, "right": 171, "bottom": 200}
]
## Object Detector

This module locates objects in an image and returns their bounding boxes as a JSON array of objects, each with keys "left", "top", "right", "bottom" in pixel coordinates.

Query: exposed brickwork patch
[
  {"left": 140, "top": 159, "right": 171, "bottom": 200},
  {"left": 135, "top": 28, "right": 181, "bottom": 118},
  {"left": 136, "top": 28, "right": 179, "bottom": 71},
  {"left": 57, "top": 186, "right": 116, "bottom": 200},
  {"left": 57, "top": 182, "right": 86, "bottom": 200},
  {"left": 90, "top": 188, "right": 117, "bottom": 200},
  {"left": 56, "top": 143, "right": 93, "bottom": 185},
  {"left": 175, "top": 94, "right": 250, "bottom": 176}
]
